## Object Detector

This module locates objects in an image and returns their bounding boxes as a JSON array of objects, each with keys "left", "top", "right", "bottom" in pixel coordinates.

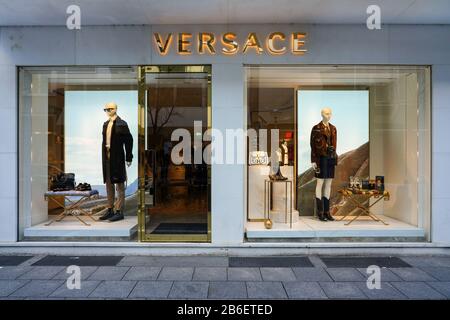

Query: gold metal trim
[
  {"left": 294, "top": 87, "right": 298, "bottom": 211},
  {"left": 207, "top": 66, "right": 212, "bottom": 242},
  {"left": 137, "top": 66, "right": 146, "bottom": 242},
  {"left": 143, "top": 234, "right": 209, "bottom": 242}
]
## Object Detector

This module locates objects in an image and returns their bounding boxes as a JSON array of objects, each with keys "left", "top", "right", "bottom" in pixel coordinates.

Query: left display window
[{"left": 19, "top": 66, "right": 139, "bottom": 241}]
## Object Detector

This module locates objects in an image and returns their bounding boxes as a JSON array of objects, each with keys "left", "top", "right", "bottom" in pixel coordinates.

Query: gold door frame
[{"left": 137, "top": 65, "right": 212, "bottom": 242}]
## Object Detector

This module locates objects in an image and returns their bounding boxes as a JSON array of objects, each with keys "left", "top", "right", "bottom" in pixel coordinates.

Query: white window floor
[{"left": 246, "top": 215, "right": 425, "bottom": 239}]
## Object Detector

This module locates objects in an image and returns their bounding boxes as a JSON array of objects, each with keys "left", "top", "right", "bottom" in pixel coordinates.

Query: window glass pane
[
  {"left": 19, "top": 66, "right": 138, "bottom": 241},
  {"left": 245, "top": 65, "right": 431, "bottom": 241}
]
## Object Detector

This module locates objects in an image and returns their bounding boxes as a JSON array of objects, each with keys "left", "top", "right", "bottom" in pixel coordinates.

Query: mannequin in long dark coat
[
  {"left": 99, "top": 102, "right": 133, "bottom": 222},
  {"left": 102, "top": 117, "right": 133, "bottom": 184}
]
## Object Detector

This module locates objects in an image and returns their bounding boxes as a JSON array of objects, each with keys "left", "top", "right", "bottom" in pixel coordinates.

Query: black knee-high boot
[
  {"left": 315, "top": 197, "right": 327, "bottom": 221},
  {"left": 322, "top": 197, "right": 335, "bottom": 221}
]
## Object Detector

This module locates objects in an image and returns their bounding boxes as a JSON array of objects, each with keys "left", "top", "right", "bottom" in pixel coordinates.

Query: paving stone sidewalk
[{"left": 1, "top": 255, "right": 450, "bottom": 300}]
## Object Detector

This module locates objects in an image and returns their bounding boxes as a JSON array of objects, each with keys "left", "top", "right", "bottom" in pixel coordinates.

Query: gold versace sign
[{"left": 153, "top": 32, "right": 307, "bottom": 55}]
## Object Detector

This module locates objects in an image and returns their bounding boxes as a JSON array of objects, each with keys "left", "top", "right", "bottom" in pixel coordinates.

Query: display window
[
  {"left": 18, "top": 64, "right": 431, "bottom": 243},
  {"left": 245, "top": 65, "right": 431, "bottom": 241},
  {"left": 19, "top": 67, "right": 139, "bottom": 241},
  {"left": 18, "top": 65, "right": 211, "bottom": 242}
]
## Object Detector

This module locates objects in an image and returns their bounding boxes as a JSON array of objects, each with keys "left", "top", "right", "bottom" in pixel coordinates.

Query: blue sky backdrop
[
  {"left": 297, "top": 90, "right": 369, "bottom": 174},
  {"left": 65, "top": 91, "right": 138, "bottom": 195}
]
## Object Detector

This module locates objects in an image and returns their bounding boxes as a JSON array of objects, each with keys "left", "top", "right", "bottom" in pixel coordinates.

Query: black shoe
[
  {"left": 324, "top": 210, "right": 334, "bottom": 221},
  {"left": 108, "top": 211, "right": 124, "bottom": 222},
  {"left": 322, "top": 197, "right": 335, "bottom": 221},
  {"left": 76, "top": 183, "right": 92, "bottom": 191},
  {"left": 269, "top": 166, "right": 288, "bottom": 181},
  {"left": 324, "top": 211, "right": 334, "bottom": 221},
  {"left": 318, "top": 212, "right": 328, "bottom": 221},
  {"left": 316, "top": 197, "right": 327, "bottom": 221},
  {"left": 99, "top": 208, "right": 114, "bottom": 220}
]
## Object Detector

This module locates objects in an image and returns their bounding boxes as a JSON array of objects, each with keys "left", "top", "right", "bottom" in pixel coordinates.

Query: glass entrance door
[{"left": 137, "top": 66, "right": 211, "bottom": 242}]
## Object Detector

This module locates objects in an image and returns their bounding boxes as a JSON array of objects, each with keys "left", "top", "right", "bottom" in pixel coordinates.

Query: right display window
[{"left": 245, "top": 65, "right": 431, "bottom": 241}]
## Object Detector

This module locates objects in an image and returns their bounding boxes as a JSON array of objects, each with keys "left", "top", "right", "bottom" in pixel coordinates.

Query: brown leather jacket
[{"left": 310, "top": 121, "right": 337, "bottom": 166}]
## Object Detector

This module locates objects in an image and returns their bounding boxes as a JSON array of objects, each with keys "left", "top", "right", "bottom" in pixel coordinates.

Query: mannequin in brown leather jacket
[{"left": 310, "top": 107, "right": 337, "bottom": 221}]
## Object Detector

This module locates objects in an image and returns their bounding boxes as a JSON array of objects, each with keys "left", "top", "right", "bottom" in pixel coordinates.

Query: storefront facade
[{"left": 0, "top": 23, "right": 449, "bottom": 246}]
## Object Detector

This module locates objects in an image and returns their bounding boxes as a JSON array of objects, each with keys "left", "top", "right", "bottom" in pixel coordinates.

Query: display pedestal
[
  {"left": 248, "top": 165, "right": 299, "bottom": 223},
  {"left": 248, "top": 165, "right": 299, "bottom": 227},
  {"left": 270, "top": 167, "right": 299, "bottom": 224}
]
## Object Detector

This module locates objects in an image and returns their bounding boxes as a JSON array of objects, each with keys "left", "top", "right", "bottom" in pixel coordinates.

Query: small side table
[
  {"left": 337, "top": 188, "right": 390, "bottom": 226},
  {"left": 264, "top": 179, "right": 293, "bottom": 228},
  {"left": 44, "top": 190, "right": 99, "bottom": 226}
]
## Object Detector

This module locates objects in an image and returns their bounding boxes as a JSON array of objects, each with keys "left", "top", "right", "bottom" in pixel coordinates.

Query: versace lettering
[{"left": 153, "top": 32, "right": 307, "bottom": 55}]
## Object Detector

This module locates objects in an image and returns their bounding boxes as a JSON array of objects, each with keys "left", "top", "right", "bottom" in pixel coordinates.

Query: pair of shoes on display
[
  {"left": 75, "top": 183, "right": 92, "bottom": 191},
  {"left": 99, "top": 208, "right": 124, "bottom": 222},
  {"left": 269, "top": 167, "right": 288, "bottom": 181},
  {"left": 315, "top": 197, "right": 335, "bottom": 222}
]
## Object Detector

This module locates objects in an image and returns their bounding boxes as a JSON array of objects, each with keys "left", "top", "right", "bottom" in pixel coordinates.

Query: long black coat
[{"left": 102, "top": 116, "right": 133, "bottom": 184}]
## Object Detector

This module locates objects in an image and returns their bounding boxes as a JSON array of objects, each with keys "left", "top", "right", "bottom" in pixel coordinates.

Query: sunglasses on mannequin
[{"left": 104, "top": 108, "right": 115, "bottom": 112}]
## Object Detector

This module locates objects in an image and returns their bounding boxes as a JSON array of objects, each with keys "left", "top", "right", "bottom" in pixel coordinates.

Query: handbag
[
  {"left": 248, "top": 151, "right": 269, "bottom": 165},
  {"left": 326, "top": 134, "right": 338, "bottom": 164},
  {"left": 50, "top": 173, "right": 76, "bottom": 191},
  {"left": 327, "top": 146, "right": 337, "bottom": 159}
]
